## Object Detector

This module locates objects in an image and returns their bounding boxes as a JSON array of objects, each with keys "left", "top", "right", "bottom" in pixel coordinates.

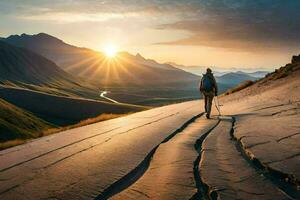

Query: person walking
[{"left": 199, "top": 68, "right": 218, "bottom": 119}]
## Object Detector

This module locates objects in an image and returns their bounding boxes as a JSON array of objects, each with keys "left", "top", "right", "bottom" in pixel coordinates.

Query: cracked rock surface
[
  {"left": 201, "top": 118, "right": 291, "bottom": 200},
  {"left": 218, "top": 68, "right": 300, "bottom": 199},
  {"left": 110, "top": 117, "right": 217, "bottom": 200},
  {"left": 0, "top": 101, "right": 202, "bottom": 199}
]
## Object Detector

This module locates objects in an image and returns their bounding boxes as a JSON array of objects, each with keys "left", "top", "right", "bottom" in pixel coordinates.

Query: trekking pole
[{"left": 214, "top": 96, "right": 221, "bottom": 116}]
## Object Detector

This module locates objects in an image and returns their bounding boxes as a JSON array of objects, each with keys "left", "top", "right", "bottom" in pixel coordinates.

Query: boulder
[{"left": 291, "top": 54, "right": 300, "bottom": 64}]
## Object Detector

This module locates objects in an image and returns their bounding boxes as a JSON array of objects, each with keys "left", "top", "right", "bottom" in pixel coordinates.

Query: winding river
[{"left": 100, "top": 91, "right": 120, "bottom": 104}]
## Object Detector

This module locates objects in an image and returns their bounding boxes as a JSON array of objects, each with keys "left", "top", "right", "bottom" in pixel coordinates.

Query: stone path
[
  {"left": 1, "top": 98, "right": 299, "bottom": 200},
  {"left": 110, "top": 117, "right": 218, "bottom": 200}
]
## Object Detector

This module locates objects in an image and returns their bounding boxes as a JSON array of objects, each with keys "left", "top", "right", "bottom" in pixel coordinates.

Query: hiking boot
[{"left": 206, "top": 114, "right": 210, "bottom": 119}]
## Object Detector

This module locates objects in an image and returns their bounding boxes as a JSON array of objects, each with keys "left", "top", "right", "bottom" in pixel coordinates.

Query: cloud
[
  {"left": 155, "top": 0, "right": 300, "bottom": 51},
  {"left": 17, "top": 12, "right": 136, "bottom": 23},
  {"left": 2, "top": 0, "right": 300, "bottom": 52},
  {"left": 3, "top": 0, "right": 200, "bottom": 23}
]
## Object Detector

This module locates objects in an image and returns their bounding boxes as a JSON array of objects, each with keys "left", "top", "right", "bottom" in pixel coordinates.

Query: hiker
[{"left": 199, "top": 68, "right": 218, "bottom": 119}]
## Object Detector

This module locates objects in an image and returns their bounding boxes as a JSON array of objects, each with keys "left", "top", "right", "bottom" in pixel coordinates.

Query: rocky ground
[{"left": 0, "top": 59, "right": 299, "bottom": 199}]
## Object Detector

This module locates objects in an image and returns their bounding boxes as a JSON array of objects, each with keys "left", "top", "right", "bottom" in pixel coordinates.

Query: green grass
[{"left": 0, "top": 98, "right": 52, "bottom": 142}]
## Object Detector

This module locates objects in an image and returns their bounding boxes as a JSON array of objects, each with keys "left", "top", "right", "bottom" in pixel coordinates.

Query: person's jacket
[{"left": 199, "top": 73, "right": 218, "bottom": 95}]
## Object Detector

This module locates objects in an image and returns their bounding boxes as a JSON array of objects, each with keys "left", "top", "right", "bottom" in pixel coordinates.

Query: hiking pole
[{"left": 214, "top": 96, "right": 221, "bottom": 116}]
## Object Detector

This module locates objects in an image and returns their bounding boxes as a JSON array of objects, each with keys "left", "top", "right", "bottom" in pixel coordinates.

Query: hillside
[
  {"left": 0, "top": 98, "right": 51, "bottom": 142},
  {"left": 216, "top": 72, "right": 258, "bottom": 86},
  {"left": 1, "top": 33, "right": 200, "bottom": 87},
  {"left": 0, "top": 41, "right": 102, "bottom": 99},
  {"left": 222, "top": 54, "right": 300, "bottom": 101}
]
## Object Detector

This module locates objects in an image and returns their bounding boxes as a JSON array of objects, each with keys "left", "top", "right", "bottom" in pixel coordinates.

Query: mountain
[
  {"left": 167, "top": 62, "right": 208, "bottom": 76},
  {"left": 235, "top": 70, "right": 270, "bottom": 78},
  {"left": 168, "top": 62, "right": 271, "bottom": 78},
  {"left": 0, "top": 40, "right": 100, "bottom": 99},
  {"left": 0, "top": 40, "right": 73, "bottom": 84},
  {"left": 216, "top": 72, "right": 258, "bottom": 86},
  {"left": 223, "top": 54, "right": 300, "bottom": 98},
  {"left": 1, "top": 33, "right": 200, "bottom": 87}
]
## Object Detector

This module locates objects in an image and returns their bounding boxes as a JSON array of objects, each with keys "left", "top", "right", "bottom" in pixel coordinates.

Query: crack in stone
[
  {"left": 193, "top": 120, "right": 221, "bottom": 200},
  {"left": 43, "top": 138, "right": 113, "bottom": 169},
  {"left": 237, "top": 189, "right": 265, "bottom": 196},
  {"left": 266, "top": 152, "right": 300, "bottom": 164},
  {"left": 271, "top": 107, "right": 299, "bottom": 116},
  {"left": 0, "top": 184, "right": 20, "bottom": 195},
  {"left": 253, "top": 104, "right": 286, "bottom": 111},
  {"left": 95, "top": 113, "right": 204, "bottom": 200},
  {"left": 277, "top": 132, "right": 300, "bottom": 142},
  {"left": 131, "top": 189, "right": 150, "bottom": 198},
  {"left": 45, "top": 110, "right": 211, "bottom": 169},
  {"left": 230, "top": 116, "right": 299, "bottom": 199},
  {"left": 246, "top": 141, "right": 271, "bottom": 149},
  {"left": 165, "top": 182, "right": 196, "bottom": 188},
  {"left": 0, "top": 126, "right": 122, "bottom": 173},
  {"left": 0, "top": 111, "right": 184, "bottom": 173}
]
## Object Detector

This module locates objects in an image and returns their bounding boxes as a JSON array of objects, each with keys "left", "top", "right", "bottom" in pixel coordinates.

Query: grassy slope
[{"left": 0, "top": 98, "right": 52, "bottom": 142}]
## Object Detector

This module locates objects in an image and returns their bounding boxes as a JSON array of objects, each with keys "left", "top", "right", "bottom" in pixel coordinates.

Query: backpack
[{"left": 202, "top": 74, "right": 214, "bottom": 92}]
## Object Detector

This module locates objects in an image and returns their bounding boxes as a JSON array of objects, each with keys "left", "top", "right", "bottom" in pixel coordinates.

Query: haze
[{"left": 1, "top": 0, "right": 300, "bottom": 68}]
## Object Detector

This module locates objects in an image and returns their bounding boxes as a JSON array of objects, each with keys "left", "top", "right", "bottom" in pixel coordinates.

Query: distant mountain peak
[
  {"left": 35, "top": 32, "right": 61, "bottom": 40},
  {"left": 2, "top": 32, "right": 200, "bottom": 85},
  {"left": 5, "top": 33, "right": 64, "bottom": 46},
  {"left": 135, "top": 53, "right": 145, "bottom": 60}
]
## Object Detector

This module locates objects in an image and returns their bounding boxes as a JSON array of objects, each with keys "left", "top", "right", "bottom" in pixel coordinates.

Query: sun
[{"left": 104, "top": 44, "right": 118, "bottom": 58}]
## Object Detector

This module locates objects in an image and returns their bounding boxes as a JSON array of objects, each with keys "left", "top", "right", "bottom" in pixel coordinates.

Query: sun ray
[{"left": 64, "top": 53, "right": 102, "bottom": 71}]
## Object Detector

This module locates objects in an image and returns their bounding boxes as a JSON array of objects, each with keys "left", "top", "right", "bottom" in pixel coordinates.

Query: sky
[{"left": 1, "top": 0, "right": 300, "bottom": 69}]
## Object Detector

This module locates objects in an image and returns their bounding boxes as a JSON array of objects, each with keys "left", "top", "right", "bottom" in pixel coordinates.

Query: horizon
[
  {"left": 0, "top": 32, "right": 282, "bottom": 73},
  {"left": 1, "top": 1, "right": 300, "bottom": 69}
]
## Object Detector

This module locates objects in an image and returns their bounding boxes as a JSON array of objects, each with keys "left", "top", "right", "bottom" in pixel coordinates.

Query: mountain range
[
  {"left": 1, "top": 33, "right": 199, "bottom": 87},
  {"left": 1, "top": 33, "right": 264, "bottom": 91},
  {"left": 216, "top": 72, "right": 258, "bottom": 86},
  {"left": 0, "top": 40, "right": 101, "bottom": 99},
  {"left": 168, "top": 62, "right": 270, "bottom": 78}
]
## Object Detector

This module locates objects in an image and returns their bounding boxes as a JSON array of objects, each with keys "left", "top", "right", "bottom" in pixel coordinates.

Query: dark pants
[{"left": 202, "top": 91, "right": 214, "bottom": 117}]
